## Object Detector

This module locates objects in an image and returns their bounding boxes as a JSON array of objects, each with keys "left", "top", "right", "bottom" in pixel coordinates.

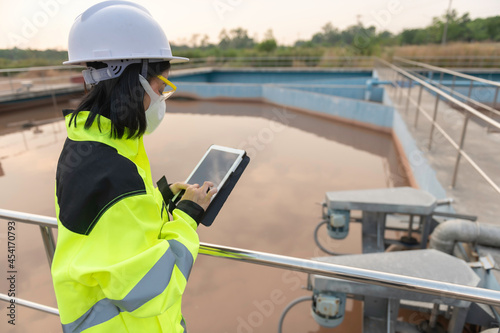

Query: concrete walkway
[{"left": 388, "top": 84, "right": 500, "bottom": 225}]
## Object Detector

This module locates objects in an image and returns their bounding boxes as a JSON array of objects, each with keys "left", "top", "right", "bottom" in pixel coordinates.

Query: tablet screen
[{"left": 186, "top": 149, "right": 241, "bottom": 191}]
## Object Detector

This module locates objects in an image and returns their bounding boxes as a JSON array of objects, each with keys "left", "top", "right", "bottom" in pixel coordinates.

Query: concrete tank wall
[{"left": 172, "top": 68, "right": 448, "bottom": 201}]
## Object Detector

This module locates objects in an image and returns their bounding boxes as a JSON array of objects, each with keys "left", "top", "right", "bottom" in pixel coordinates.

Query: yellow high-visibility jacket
[{"left": 52, "top": 111, "right": 204, "bottom": 333}]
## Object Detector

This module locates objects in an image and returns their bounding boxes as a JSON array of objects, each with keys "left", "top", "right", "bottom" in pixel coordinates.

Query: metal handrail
[
  {"left": 394, "top": 56, "right": 500, "bottom": 88},
  {"left": 0, "top": 293, "right": 59, "bottom": 315},
  {"left": 378, "top": 59, "right": 500, "bottom": 130},
  {"left": 0, "top": 65, "right": 83, "bottom": 73},
  {"left": 403, "top": 67, "right": 500, "bottom": 119},
  {"left": 397, "top": 56, "right": 500, "bottom": 68},
  {"left": 171, "top": 56, "right": 376, "bottom": 69},
  {"left": 376, "top": 58, "right": 500, "bottom": 194},
  {"left": 2, "top": 208, "right": 500, "bottom": 310},
  {"left": 0, "top": 57, "right": 375, "bottom": 75},
  {"left": 403, "top": 56, "right": 500, "bottom": 60},
  {"left": 0, "top": 209, "right": 59, "bottom": 228}
]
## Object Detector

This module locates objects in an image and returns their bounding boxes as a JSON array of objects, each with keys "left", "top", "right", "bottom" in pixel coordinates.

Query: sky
[{"left": 1, "top": 0, "right": 500, "bottom": 50}]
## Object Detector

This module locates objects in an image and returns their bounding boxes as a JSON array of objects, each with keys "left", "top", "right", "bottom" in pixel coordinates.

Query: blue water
[{"left": 171, "top": 69, "right": 373, "bottom": 85}]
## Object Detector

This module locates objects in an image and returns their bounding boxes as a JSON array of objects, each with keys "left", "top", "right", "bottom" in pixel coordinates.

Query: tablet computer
[{"left": 173, "top": 145, "right": 249, "bottom": 226}]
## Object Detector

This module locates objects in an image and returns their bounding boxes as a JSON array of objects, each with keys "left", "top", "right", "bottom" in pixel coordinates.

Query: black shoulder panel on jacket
[{"left": 56, "top": 139, "right": 146, "bottom": 235}]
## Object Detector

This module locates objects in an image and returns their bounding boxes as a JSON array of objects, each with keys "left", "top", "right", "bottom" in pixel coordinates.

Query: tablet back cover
[{"left": 201, "top": 154, "right": 250, "bottom": 227}]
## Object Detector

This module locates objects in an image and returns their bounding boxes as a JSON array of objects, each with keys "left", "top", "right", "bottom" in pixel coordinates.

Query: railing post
[
  {"left": 493, "top": 86, "right": 499, "bottom": 110},
  {"left": 392, "top": 70, "right": 398, "bottom": 96},
  {"left": 428, "top": 93, "right": 441, "bottom": 150},
  {"left": 405, "top": 79, "right": 413, "bottom": 113},
  {"left": 397, "top": 74, "right": 403, "bottom": 103},
  {"left": 398, "top": 77, "right": 406, "bottom": 105},
  {"left": 415, "top": 84, "right": 424, "bottom": 128},
  {"left": 450, "top": 75, "right": 456, "bottom": 97},
  {"left": 452, "top": 115, "right": 470, "bottom": 188},
  {"left": 39, "top": 225, "right": 56, "bottom": 267},
  {"left": 439, "top": 72, "right": 444, "bottom": 86},
  {"left": 467, "top": 80, "right": 474, "bottom": 99}
]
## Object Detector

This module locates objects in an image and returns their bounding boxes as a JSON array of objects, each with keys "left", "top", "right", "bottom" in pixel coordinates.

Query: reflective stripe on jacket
[{"left": 51, "top": 111, "right": 202, "bottom": 333}]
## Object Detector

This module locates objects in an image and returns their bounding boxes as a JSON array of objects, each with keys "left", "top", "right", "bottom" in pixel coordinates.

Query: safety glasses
[{"left": 157, "top": 75, "right": 177, "bottom": 100}]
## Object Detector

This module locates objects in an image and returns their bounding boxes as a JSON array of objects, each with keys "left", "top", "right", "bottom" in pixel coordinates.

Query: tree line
[
  {"left": 0, "top": 10, "right": 498, "bottom": 68},
  {"left": 175, "top": 11, "right": 499, "bottom": 53}
]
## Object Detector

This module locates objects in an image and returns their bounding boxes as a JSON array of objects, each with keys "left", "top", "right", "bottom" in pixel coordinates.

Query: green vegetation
[
  {"left": 0, "top": 10, "right": 498, "bottom": 69},
  {"left": 171, "top": 11, "right": 499, "bottom": 58},
  {"left": 0, "top": 48, "right": 67, "bottom": 69},
  {"left": 398, "top": 11, "right": 500, "bottom": 45}
]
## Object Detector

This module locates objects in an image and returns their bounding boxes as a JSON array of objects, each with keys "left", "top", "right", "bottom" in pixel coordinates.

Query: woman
[{"left": 51, "top": 2, "right": 215, "bottom": 332}]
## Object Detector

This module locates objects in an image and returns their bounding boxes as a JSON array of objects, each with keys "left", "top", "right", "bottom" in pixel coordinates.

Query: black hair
[{"left": 70, "top": 61, "right": 171, "bottom": 139}]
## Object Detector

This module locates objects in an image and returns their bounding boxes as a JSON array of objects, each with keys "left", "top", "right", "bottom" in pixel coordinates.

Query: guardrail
[
  {"left": 395, "top": 56, "right": 500, "bottom": 68},
  {"left": 0, "top": 66, "right": 83, "bottom": 97},
  {"left": 171, "top": 56, "right": 376, "bottom": 69},
  {"left": 394, "top": 57, "right": 500, "bottom": 132},
  {"left": 0, "top": 57, "right": 375, "bottom": 105},
  {"left": 375, "top": 58, "right": 500, "bottom": 195},
  {"left": 1, "top": 208, "right": 500, "bottom": 319},
  {"left": 394, "top": 56, "right": 500, "bottom": 109}
]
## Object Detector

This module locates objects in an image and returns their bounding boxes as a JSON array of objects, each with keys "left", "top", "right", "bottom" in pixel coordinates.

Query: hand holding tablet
[
  {"left": 171, "top": 144, "right": 249, "bottom": 226},
  {"left": 179, "top": 181, "right": 217, "bottom": 211}
]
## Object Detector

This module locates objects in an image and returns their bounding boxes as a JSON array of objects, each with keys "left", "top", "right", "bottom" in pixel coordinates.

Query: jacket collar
[{"left": 64, "top": 111, "right": 142, "bottom": 161}]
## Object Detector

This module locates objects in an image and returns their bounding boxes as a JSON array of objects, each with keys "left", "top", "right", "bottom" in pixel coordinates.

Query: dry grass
[{"left": 382, "top": 42, "right": 500, "bottom": 59}]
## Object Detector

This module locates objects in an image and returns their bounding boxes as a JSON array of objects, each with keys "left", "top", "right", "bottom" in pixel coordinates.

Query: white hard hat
[{"left": 64, "top": 1, "right": 188, "bottom": 83}]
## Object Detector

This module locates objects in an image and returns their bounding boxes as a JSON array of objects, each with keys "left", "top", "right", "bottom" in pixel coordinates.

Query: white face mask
[{"left": 139, "top": 74, "right": 167, "bottom": 135}]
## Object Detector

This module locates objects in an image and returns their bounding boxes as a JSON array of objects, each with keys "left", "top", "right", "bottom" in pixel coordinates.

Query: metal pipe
[
  {"left": 428, "top": 93, "right": 440, "bottom": 150},
  {"left": 378, "top": 58, "right": 500, "bottom": 130},
  {"left": 39, "top": 225, "right": 56, "bottom": 267},
  {"left": 415, "top": 84, "right": 423, "bottom": 128},
  {"left": 409, "top": 69, "right": 500, "bottom": 119},
  {"left": 405, "top": 79, "right": 412, "bottom": 113},
  {"left": 409, "top": 94, "right": 500, "bottom": 195},
  {"left": 3, "top": 210, "right": 500, "bottom": 307},
  {"left": 493, "top": 87, "right": 499, "bottom": 111},
  {"left": 451, "top": 115, "right": 469, "bottom": 188},
  {"left": 393, "top": 57, "right": 500, "bottom": 88},
  {"left": 0, "top": 209, "right": 57, "bottom": 228},
  {"left": 0, "top": 65, "right": 84, "bottom": 74},
  {"left": 0, "top": 293, "right": 59, "bottom": 315},
  {"left": 436, "top": 198, "right": 454, "bottom": 206},
  {"left": 432, "top": 211, "right": 477, "bottom": 222},
  {"left": 199, "top": 242, "right": 500, "bottom": 307},
  {"left": 429, "top": 303, "right": 440, "bottom": 328},
  {"left": 397, "top": 75, "right": 404, "bottom": 104},
  {"left": 467, "top": 80, "right": 473, "bottom": 99},
  {"left": 380, "top": 59, "right": 500, "bottom": 196},
  {"left": 430, "top": 220, "right": 500, "bottom": 255},
  {"left": 407, "top": 215, "right": 414, "bottom": 239},
  {"left": 450, "top": 75, "right": 456, "bottom": 96},
  {"left": 386, "top": 300, "right": 391, "bottom": 333}
]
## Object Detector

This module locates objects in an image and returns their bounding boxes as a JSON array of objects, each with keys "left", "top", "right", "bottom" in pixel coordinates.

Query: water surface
[{"left": 0, "top": 99, "right": 409, "bottom": 332}]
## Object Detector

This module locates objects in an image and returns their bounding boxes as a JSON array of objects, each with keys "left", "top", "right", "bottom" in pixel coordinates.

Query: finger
[
  {"left": 175, "top": 183, "right": 189, "bottom": 190},
  {"left": 200, "top": 181, "right": 214, "bottom": 192},
  {"left": 207, "top": 187, "right": 218, "bottom": 197},
  {"left": 188, "top": 183, "right": 200, "bottom": 189}
]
